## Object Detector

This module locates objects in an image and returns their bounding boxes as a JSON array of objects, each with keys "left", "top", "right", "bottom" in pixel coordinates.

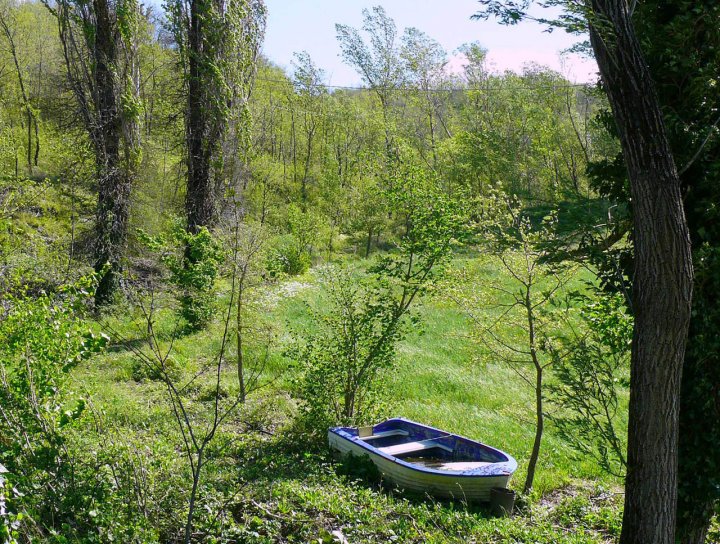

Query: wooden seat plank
[
  {"left": 378, "top": 439, "right": 452, "bottom": 456},
  {"left": 359, "top": 429, "right": 410, "bottom": 441}
]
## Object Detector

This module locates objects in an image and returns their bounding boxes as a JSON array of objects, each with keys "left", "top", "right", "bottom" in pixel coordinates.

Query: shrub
[
  {"left": 548, "top": 290, "right": 632, "bottom": 477},
  {"left": 139, "top": 223, "right": 224, "bottom": 332},
  {"left": 131, "top": 355, "right": 182, "bottom": 382},
  {"left": 0, "top": 466, "right": 20, "bottom": 544},
  {"left": 266, "top": 234, "right": 311, "bottom": 277},
  {"left": 291, "top": 267, "right": 397, "bottom": 434},
  {"left": 292, "top": 171, "right": 470, "bottom": 437},
  {"left": 0, "top": 276, "right": 109, "bottom": 538}
]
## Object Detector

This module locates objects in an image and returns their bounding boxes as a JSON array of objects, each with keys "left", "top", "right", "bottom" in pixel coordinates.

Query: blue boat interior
[{"left": 339, "top": 418, "right": 509, "bottom": 469}]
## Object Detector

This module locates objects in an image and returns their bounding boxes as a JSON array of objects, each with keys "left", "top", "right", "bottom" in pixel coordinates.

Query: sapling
[
  {"left": 103, "top": 256, "right": 262, "bottom": 544},
  {"left": 451, "top": 193, "right": 576, "bottom": 494},
  {"left": 293, "top": 168, "right": 470, "bottom": 434}
]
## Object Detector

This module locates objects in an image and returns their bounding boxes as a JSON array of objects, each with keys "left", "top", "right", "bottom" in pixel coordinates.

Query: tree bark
[
  {"left": 92, "top": 0, "right": 129, "bottom": 305},
  {"left": 523, "top": 284, "right": 543, "bottom": 494},
  {"left": 587, "top": 2, "right": 694, "bottom": 543},
  {"left": 185, "top": 0, "right": 219, "bottom": 233},
  {"left": 53, "top": 0, "right": 139, "bottom": 305}
]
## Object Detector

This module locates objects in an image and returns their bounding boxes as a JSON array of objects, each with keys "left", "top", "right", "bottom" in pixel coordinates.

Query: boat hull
[{"left": 328, "top": 418, "right": 516, "bottom": 502}]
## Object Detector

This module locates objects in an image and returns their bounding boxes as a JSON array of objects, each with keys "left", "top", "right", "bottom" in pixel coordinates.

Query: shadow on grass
[{"left": 234, "top": 435, "right": 496, "bottom": 519}]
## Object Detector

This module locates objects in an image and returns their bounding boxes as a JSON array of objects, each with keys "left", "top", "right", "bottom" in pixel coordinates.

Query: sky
[{"left": 262, "top": 0, "right": 600, "bottom": 87}]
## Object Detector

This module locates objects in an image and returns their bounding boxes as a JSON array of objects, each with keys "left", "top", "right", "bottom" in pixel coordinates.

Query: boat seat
[
  {"left": 358, "top": 429, "right": 410, "bottom": 441},
  {"left": 378, "top": 439, "right": 453, "bottom": 456},
  {"left": 436, "top": 461, "right": 493, "bottom": 471}
]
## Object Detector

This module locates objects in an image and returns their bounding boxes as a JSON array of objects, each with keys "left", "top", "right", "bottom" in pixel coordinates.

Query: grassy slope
[{"left": 71, "top": 254, "right": 627, "bottom": 543}]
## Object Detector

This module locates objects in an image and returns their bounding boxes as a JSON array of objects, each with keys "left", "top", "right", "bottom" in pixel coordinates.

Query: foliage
[
  {"left": 0, "top": 1, "right": 648, "bottom": 541},
  {"left": 0, "top": 276, "right": 110, "bottom": 539},
  {"left": 164, "top": 0, "right": 266, "bottom": 231},
  {"left": 139, "top": 223, "right": 224, "bottom": 331},
  {"left": 266, "top": 234, "right": 312, "bottom": 277},
  {"left": 291, "top": 266, "right": 397, "bottom": 433},
  {"left": 0, "top": 466, "right": 20, "bottom": 544},
  {"left": 131, "top": 354, "right": 182, "bottom": 382},
  {"left": 548, "top": 290, "right": 632, "bottom": 477},
  {"left": 292, "top": 171, "right": 469, "bottom": 436}
]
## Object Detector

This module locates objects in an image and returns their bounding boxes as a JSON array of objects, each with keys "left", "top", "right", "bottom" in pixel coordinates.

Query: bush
[
  {"left": 266, "top": 234, "right": 311, "bottom": 277},
  {"left": 0, "top": 467, "right": 20, "bottom": 544},
  {"left": 291, "top": 173, "right": 469, "bottom": 437},
  {"left": 548, "top": 290, "right": 632, "bottom": 476},
  {"left": 131, "top": 355, "right": 182, "bottom": 383},
  {"left": 291, "top": 267, "right": 396, "bottom": 436},
  {"left": 0, "top": 277, "right": 111, "bottom": 539},
  {"left": 139, "top": 223, "right": 224, "bottom": 332}
]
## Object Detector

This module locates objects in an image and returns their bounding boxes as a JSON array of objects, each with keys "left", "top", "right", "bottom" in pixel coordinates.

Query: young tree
[
  {"left": 104, "top": 270, "right": 256, "bottom": 544},
  {"left": 224, "top": 210, "right": 270, "bottom": 402},
  {"left": 294, "top": 169, "right": 469, "bottom": 433},
  {"left": 289, "top": 51, "right": 326, "bottom": 207},
  {"left": 166, "top": 0, "right": 266, "bottom": 232},
  {"left": 451, "top": 197, "right": 575, "bottom": 493},
  {"left": 0, "top": 4, "right": 39, "bottom": 174},
  {"left": 48, "top": 0, "right": 143, "bottom": 304}
]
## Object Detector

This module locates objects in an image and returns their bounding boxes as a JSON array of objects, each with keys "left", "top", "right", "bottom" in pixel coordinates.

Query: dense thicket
[{"left": 0, "top": 3, "right": 613, "bottom": 286}]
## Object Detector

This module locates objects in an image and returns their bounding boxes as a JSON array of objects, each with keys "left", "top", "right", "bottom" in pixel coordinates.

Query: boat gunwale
[{"left": 329, "top": 417, "right": 518, "bottom": 478}]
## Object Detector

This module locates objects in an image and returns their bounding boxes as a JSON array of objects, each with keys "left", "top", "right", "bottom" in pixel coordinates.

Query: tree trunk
[
  {"left": 185, "top": 0, "right": 218, "bottom": 233},
  {"left": 588, "top": 2, "right": 694, "bottom": 543},
  {"left": 184, "top": 453, "right": 203, "bottom": 544},
  {"left": 236, "top": 267, "right": 247, "bottom": 403},
  {"left": 523, "top": 288, "right": 543, "bottom": 494},
  {"left": 365, "top": 227, "right": 373, "bottom": 258},
  {"left": 523, "top": 365, "right": 543, "bottom": 494},
  {"left": 53, "top": 0, "right": 139, "bottom": 305},
  {"left": 93, "top": 0, "right": 131, "bottom": 305}
]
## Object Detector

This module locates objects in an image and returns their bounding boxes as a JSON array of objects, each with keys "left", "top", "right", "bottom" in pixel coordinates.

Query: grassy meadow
[{"left": 65, "top": 252, "right": 633, "bottom": 543}]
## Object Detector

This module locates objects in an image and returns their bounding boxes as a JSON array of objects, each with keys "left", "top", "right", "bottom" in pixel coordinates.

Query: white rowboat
[{"left": 328, "top": 417, "right": 517, "bottom": 502}]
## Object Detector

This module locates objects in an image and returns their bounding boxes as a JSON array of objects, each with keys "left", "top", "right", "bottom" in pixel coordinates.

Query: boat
[{"left": 328, "top": 417, "right": 517, "bottom": 502}]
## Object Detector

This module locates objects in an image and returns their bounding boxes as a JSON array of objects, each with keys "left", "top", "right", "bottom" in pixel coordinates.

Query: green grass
[{"left": 68, "top": 253, "right": 625, "bottom": 542}]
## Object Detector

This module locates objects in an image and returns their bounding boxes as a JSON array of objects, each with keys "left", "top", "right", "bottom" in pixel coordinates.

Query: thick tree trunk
[
  {"left": 93, "top": 0, "right": 131, "bottom": 305},
  {"left": 588, "top": 2, "right": 694, "bottom": 543},
  {"left": 54, "top": 0, "right": 139, "bottom": 305},
  {"left": 185, "top": 0, "right": 218, "bottom": 233}
]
